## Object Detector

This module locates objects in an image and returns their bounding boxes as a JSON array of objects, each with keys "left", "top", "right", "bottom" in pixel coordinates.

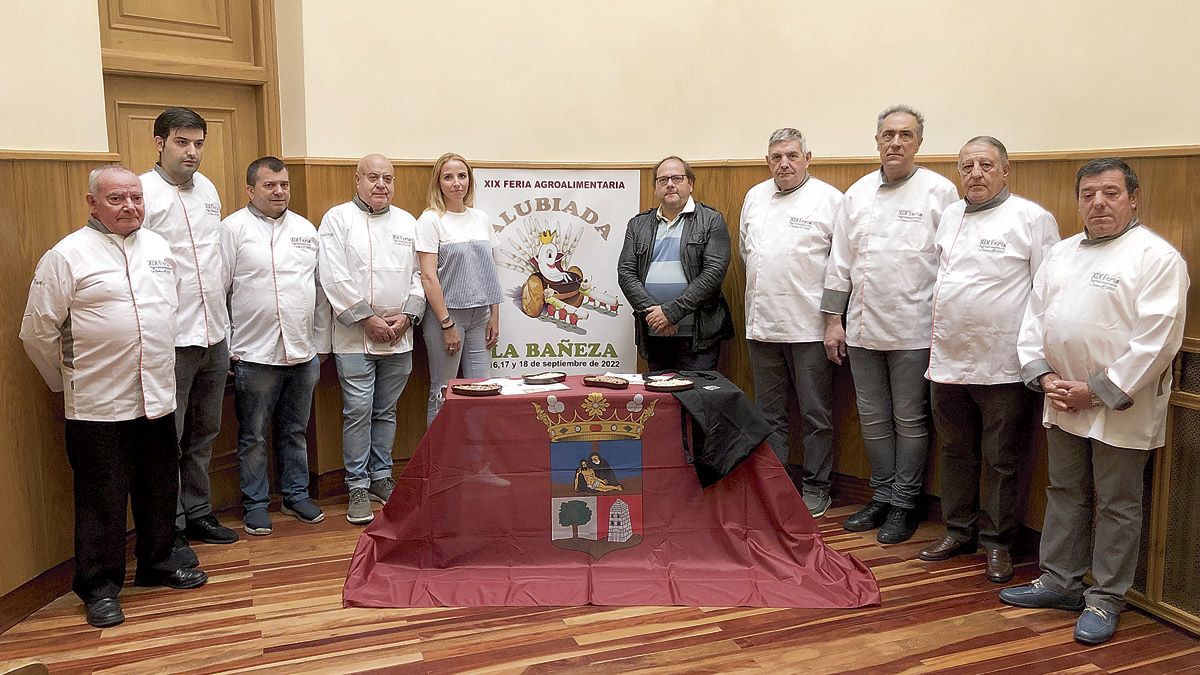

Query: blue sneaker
[
  {"left": 243, "top": 508, "right": 272, "bottom": 536},
  {"left": 282, "top": 498, "right": 325, "bottom": 524},
  {"left": 1075, "top": 606, "right": 1120, "bottom": 644},
  {"left": 999, "top": 579, "right": 1085, "bottom": 611}
]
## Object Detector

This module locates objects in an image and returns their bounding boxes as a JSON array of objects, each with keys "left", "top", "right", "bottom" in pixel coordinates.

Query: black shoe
[
  {"left": 185, "top": 514, "right": 240, "bottom": 544},
  {"left": 877, "top": 506, "right": 920, "bottom": 544},
  {"left": 85, "top": 597, "right": 125, "bottom": 628},
  {"left": 134, "top": 567, "right": 209, "bottom": 589},
  {"left": 171, "top": 532, "right": 199, "bottom": 569},
  {"left": 843, "top": 500, "right": 891, "bottom": 532}
]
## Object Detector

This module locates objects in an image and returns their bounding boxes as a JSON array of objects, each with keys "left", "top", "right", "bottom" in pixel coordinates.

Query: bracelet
[
  {"left": 1090, "top": 392, "right": 1102, "bottom": 408},
  {"left": 439, "top": 315, "right": 453, "bottom": 326},
  {"left": 440, "top": 321, "right": 456, "bottom": 331}
]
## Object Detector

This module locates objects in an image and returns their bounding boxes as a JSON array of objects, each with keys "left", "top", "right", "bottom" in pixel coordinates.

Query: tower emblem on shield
[{"left": 533, "top": 393, "right": 656, "bottom": 559}]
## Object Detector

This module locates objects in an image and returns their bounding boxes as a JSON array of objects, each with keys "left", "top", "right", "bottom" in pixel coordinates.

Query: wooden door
[{"left": 103, "top": 74, "right": 263, "bottom": 210}]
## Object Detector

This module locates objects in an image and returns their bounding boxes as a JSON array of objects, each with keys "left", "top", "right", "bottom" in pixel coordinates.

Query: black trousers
[
  {"left": 644, "top": 336, "right": 720, "bottom": 373},
  {"left": 930, "top": 382, "right": 1034, "bottom": 551},
  {"left": 65, "top": 414, "right": 179, "bottom": 602}
]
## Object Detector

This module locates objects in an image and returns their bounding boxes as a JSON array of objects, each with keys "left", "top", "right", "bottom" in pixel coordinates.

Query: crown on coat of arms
[
  {"left": 537, "top": 229, "right": 556, "bottom": 244},
  {"left": 533, "top": 393, "right": 657, "bottom": 441}
]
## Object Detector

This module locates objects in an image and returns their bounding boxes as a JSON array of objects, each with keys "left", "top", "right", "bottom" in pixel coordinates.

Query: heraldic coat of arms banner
[{"left": 535, "top": 392, "right": 657, "bottom": 560}]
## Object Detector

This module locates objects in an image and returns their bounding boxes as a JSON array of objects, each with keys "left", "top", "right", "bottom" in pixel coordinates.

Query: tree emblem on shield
[{"left": 533, "top": 393, "right": 656, "bottom": 559}]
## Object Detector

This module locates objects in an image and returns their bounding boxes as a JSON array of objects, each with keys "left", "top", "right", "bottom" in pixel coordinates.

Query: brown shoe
[
  {"left": 918, "top": 534, "right": 977, "bottom": 561},
  {"left": 986, "top": 548, "right": 1014, "bottom": 583}
]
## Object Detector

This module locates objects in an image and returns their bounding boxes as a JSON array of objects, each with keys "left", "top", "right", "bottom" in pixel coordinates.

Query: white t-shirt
[{"left": 416, "top": 207, "right": 503, "bottom": 309}]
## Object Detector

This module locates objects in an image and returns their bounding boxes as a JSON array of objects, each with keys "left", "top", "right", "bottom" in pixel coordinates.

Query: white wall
[
  {"left": 281, "top": 0, "right": 1200, "bottom": 161},
  {"left": 0, "top": 1, "right": 109, "bottom": 152}
]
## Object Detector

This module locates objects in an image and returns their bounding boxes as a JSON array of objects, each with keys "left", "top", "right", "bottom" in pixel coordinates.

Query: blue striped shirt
[{"left": 644, "top": 201, "right": 695, "bottom": 336}]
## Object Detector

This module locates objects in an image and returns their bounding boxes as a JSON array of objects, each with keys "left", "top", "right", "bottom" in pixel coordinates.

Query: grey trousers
[
  {"left": 1038, "top": 426, "right": 1151, "bottom": 612},
  {"left": 424, "top": 306, "right": 492, "bottom": 425},
  {"left": 747, "top": 340, "right": 834, "bottom": 495},
  {"left": 173, "top": 340, "right": 229, "bottom": 529},
  {"left": 931, "top": 381, "right": 1035, "bottom": 551},
  {"left": 847, "top": 346, "right": 930, "bottom": 510}
]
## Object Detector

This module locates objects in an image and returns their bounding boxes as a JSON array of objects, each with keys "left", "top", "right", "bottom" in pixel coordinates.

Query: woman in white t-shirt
[{"left": 416, "top": 153, "right": 503, "bottom": 424}]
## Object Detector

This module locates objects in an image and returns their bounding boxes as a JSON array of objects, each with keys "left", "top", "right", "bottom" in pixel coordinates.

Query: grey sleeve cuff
[
  {"left": 1089, "top": 371, "right": 1134, "bottom": 411},
  {"left": 820, "top": 288, "right": 850, "bottom": 315},
  {"left": 402, "top": 294, "right": 426, "bottom": 320},
  {"left": 337, "top": 299, "right": 375, "bottom": 327},
  {"left": 1021, "top": 359, "right": 1054, "bottom": 391}
]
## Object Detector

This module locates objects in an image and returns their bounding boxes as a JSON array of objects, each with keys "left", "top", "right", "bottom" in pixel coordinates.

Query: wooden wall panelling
[{"left": 0, "top": 156, "right": 117, "bottom": 597}]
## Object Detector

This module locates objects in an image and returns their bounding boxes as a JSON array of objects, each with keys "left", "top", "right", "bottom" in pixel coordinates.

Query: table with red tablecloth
[{"left": 343, "top": 376, "right": 879, "bottom": 608}]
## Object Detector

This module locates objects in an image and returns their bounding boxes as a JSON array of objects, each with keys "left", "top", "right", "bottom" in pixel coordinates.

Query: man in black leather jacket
[{"left": 617, "top": 156, "right": 733, "bottom": 371}]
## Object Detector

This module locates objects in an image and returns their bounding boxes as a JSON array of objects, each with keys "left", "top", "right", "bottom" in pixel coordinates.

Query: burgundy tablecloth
[{"left": 343, "top": 377, "right": 879, "bottom": 608}]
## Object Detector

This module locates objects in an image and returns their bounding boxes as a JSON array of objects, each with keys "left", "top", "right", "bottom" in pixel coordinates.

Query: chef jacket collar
[
  {"left": 248, "top": 202, "right": 287, "bottom": 224},
  {"left": 878, "top": 165, "right": 918, "bottom": 188},
  {"left": 774, "top": 173, "right": 811, "bottom": 195},
  {"left": 964, "top": 187, "right": 1011, "bottom": 214},
  {"left": 1082, "top": 218, "right": 1141, "bottom": 246},
  {"left": 352, "top": 193, "right": 390, "bottom": 215},
  {"left": 153, "top": 163, "right": 195, "bottom": 189}
]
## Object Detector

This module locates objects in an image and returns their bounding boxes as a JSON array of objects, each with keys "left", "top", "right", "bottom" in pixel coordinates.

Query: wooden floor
[{"left": 1, "top": 500, "right": 1197, "bottom": 674}]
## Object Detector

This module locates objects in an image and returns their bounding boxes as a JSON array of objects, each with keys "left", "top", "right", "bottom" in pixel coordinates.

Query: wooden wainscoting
[{"left": 0, "top": 152, "right": 119, "bottom": 601}]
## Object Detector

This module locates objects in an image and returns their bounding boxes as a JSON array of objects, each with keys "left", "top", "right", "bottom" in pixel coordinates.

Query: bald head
[
  {"left": 87, "top": 165, "right": 145, "bottom": 236},
  {"left": 355, "top": 153, "right": 395, "bottom": 211}
]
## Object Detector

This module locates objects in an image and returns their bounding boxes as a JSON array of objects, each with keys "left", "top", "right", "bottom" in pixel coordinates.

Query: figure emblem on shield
[{"left": 533, "top": 393, "right": 656, "bottom": 559}]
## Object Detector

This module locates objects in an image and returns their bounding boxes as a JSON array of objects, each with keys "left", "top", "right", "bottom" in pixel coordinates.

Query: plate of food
[
  {"left": 644, "top": 377, "right": 694, "bottom": 392},
  {"left": 583, "top": 374, "right": 629, "bottom": 389},
  {"left": 450, "top": 382, "right": 503, "bottom": 397},
  {"left": 522, "top": 371, "right": 567, "bottom": 385}
]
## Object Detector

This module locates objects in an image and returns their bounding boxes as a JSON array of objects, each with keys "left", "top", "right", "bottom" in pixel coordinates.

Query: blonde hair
[{"left": 427, "top": 152, "right": 476, "bottom": 215}]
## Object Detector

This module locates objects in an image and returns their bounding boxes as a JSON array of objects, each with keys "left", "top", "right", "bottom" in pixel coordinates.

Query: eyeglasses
[{"left": 654, "top": 174, "right": 689, "bottom": 187}]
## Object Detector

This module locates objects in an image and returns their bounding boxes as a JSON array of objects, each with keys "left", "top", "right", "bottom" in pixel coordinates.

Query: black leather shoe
[
  {"left": 918, "top": 534, "right": 977, "bottom": 561},
  {"left": 85, "top": 597, "right": 125, "bottom": 628},
  {"left": 843, "top": 500, "right": 891, "bottom": 532},
  {"left": 986, "top": 548, "right": 1014, "bottom": 583},
  {"left": 184, "top": 514, "right": 240, "bottom": 544},
  {"left": 171, "top": 532, "right": 199, "bottom": 569},
  {"left": 134, "top": 567, "right": 209, "bottom": 589},
  {"left": 877, "top": 506, "right": 919, "bottom": 544}
]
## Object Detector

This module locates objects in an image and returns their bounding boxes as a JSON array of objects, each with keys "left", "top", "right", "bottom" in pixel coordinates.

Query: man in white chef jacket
[
  {"left": 740, "top": 128, "right": 844, "bottom": 517},
  {"left": 918, "top": 137, "right": 1060, "bottom": 583},
  {"left": 224, "top": 157, "right": 331, "bottom": 535},
  {"left": 140, "top": 107, "right": 240, "bottom": 556},
  {"left": 821, "top": 105, "right": 959, "bottom": 543},
  {"left": 21, "top": 166, "right": 209, "bottom": 628},
  {"left": 318, "top": 153, "right": 426, "bottom": 526},
  {"left": 1001, "top": 158, "right": 1188, "bottom": 645}
]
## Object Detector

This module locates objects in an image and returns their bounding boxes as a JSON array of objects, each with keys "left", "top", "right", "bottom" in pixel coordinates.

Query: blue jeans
[
  {"left": 335, "top": 351, "right": 413, "bottom": 489},
  {"left": 847, "top": 346, "right": 931, "bottom": 510},
  {"left": 174, "top": 340, "right": 230, "bottom": 529},
  {"left": 423, "top": 306, "right": 492, "bottom": 425},
  {"left": 234, "top": 358, "right": 321, "bottom": 512}
]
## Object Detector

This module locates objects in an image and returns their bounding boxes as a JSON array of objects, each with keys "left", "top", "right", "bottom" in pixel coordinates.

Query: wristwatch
[{"left": 1090, "top": 392, "right": 1102, "bottom": 408}]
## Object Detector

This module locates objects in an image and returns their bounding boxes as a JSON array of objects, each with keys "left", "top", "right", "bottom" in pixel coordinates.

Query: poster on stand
[{"left": 475, "top": 168, "right": 640, "bottom": 377}]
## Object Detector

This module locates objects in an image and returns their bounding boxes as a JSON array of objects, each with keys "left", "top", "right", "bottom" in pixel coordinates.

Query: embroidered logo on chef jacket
[
  {"left": 978, "top": 238, "right": 1008, "bottom": 254},
  {"left": 391, "top": 234, "right": 414, "bottom": 247},
  {"left": 290, "top": 236, "right": 317, "bottom": 252},
  {"left": 1089, "top": 272, "right": 1120, "bottom": 292},
  {"left": 788, "top": 216, "right": 820, "bottom": 231},
  {"left": 205, "top": 203, "right": 221, "bottom": 217},
  {"left": 147, "top": 259, "right": 172, "bottom": 274},
  {"left": 896, "top": 209, "right": 924, "bottom": 223}
]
